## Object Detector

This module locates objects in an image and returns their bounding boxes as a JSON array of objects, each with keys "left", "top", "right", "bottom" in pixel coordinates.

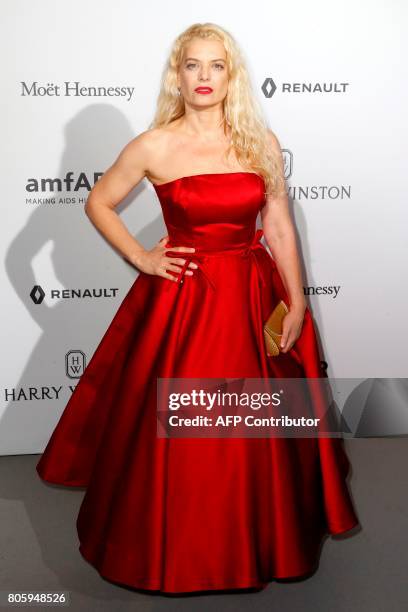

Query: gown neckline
[{"left": 151, "top": 171, "right": 262, "bottom": 189}]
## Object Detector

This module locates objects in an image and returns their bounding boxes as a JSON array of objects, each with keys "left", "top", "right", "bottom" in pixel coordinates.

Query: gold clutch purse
[{"left": 263, "top": 300, "right": 289, "bottom": 356}]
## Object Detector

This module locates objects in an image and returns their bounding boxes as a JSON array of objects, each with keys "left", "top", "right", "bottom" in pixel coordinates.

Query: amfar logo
[
  {"left": 26, "top": 172, "right": 102, "bottom": 193},
  {"left": 66, "top": 350, "right": 86, "bottom": 378},
  {"left": 21, "top": 81, "right": 135, "bottom": 102},
  {"left": 30, "top": 285, "right": 120, "bottom": 303},
  {"left": 262, "top": 78, "right": 350, "bottom": 98}
]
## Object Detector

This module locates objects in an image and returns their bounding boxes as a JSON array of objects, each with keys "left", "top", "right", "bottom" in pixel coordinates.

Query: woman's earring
[{"left": 177, "top": 87, "right": 181, "bottom": 96}]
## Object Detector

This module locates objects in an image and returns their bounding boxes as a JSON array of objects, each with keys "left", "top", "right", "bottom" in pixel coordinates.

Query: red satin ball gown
[{"left": 36, "top": 171, "right": 359, "bottom": 594}]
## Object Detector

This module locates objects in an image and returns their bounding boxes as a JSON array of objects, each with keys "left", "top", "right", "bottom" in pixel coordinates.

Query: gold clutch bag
[{"left": 263, "top": 300, "right": 289, "bottom": 356}]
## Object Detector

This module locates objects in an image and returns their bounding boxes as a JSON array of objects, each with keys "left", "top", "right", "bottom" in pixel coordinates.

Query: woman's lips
[{"left": 194, "top": 87, "right": 213, "bottom": 94}]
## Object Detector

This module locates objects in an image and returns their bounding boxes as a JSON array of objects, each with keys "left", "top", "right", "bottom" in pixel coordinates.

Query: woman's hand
[
  {"left": 132, "top": 235, "right": 198, "bottom": 282},
  {"left": 279, "top": 303, "right": 306, "bottom": 353}
]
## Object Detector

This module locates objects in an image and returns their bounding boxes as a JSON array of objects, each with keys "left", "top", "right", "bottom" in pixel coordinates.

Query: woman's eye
[{"left": 185, "top": 63, "right": 224, "bottom": 70}]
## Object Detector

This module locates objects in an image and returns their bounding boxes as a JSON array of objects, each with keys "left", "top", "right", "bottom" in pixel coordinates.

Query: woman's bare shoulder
[
  {"left": 113, "top": 127, "right": 174, "bottom": 175},
  {"left": 126, "top": 125, "right": 179, "bottom": 160},
  {"left": 123, "top": 127, "right": 167, "bottom": 152}
]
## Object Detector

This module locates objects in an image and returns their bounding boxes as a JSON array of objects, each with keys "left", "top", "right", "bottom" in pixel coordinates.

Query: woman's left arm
[{"left": 261, "top": 129, "right": 307, "bottom": 353}]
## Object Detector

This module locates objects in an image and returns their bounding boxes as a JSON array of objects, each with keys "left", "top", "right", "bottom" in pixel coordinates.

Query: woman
[{"left": 37, "top": 22, "right": 359, "bottom": 594}]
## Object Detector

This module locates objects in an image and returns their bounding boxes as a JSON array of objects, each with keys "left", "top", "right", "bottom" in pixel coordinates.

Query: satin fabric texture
[{"left": 36, "top": 172, "right": 359, "bottom": 593}]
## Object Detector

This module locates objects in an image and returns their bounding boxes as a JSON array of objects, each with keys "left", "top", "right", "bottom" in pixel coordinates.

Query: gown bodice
[{"left": 153, "top": 171, "right": 266, "bottom": 252}]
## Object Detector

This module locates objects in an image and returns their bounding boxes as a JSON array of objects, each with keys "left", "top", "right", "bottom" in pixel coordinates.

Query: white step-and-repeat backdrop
[{"left": 2, "top": 0, "right": 407, "bottom": 453}]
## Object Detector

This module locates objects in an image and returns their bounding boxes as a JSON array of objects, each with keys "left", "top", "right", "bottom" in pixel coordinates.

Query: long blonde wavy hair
[{"left": 148, "top": 22, "right": 286, "bottom": 197}]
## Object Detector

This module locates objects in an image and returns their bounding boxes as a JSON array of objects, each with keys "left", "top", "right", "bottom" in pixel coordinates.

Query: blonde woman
[{"left": 37, "top": 23, "right": 359, "bottom": 595}]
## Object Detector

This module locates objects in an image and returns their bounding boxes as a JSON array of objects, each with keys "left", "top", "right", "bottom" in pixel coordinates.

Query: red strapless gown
[{"left": 36, "top": 172, "right": 359, "bottom": 594}]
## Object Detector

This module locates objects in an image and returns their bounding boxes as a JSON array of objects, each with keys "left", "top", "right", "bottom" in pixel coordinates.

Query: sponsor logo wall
[{"left": 1, "top": 2, "right": 406, "bottom": 452}]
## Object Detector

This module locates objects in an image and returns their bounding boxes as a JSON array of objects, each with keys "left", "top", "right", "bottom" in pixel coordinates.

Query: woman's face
[{"left": 177, "top": 38, "right": 229, "bottom": 108}]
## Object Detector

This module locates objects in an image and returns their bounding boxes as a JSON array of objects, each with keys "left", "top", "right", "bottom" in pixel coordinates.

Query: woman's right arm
[
  {"left": 84, "top": 132, "right": 197, "bottom": 281},
  {"left": 84, "top": 132, "right": 152, "bottom": 267}
]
